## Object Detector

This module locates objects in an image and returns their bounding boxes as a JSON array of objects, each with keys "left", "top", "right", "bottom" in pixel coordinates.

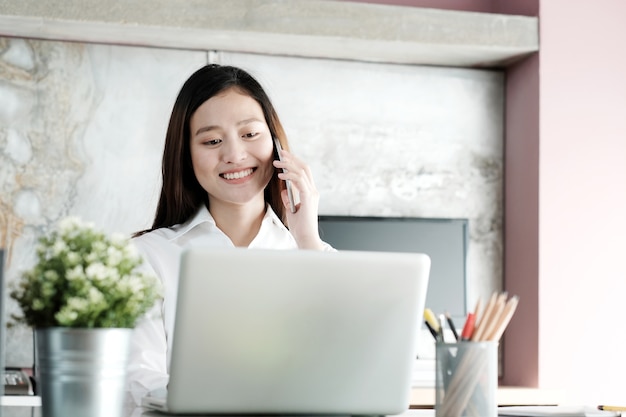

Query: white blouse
[{"left": 126, "top": 205, "right": 333, "bottom": 404}]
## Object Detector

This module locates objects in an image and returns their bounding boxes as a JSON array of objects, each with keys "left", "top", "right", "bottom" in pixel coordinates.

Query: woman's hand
[{"left": 273, "top": 148, "right": 325, "bottom": 250}]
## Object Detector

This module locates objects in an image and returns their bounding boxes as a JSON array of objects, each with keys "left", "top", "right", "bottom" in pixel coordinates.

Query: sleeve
[
  {"left": 126, "top": 300, "right": 169, "bottom": 405},
  {"left": 125, "top": 235, "right": 170, "bottom": 405},
  {"left": 321, "top": 241, "right": 337, "bottom": 252}
]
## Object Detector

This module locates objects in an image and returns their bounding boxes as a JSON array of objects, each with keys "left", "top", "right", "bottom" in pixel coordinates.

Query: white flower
[
  {"left": 67, "top": 296, "right": 89, "bottom": 312},
  {"left": 58, "top": 216, "right": 82, "bottom": 233},
  {"left": 52, "top": 239, "right": 67, "bottom": 256},
  {"left": 106, "top": 246, "right": 123, "bottom": 266},
  {"left": 66, "top": 251, "right": 81, "bottom": 266},
  {"left": 32, "top": 298, "right": 45, "bottom": 311},
  {"left": 66, "top": 265, "right": 85, "bottom": 281},
  {"left": 92, "top": 241, "right": 107, "bottom": 254},
  {"left": 41, "top": 281, "right": 57, "bottom": 298},
  {"left": 127, "top": 275, "right": 146, "bottom": 295},
  {"left": 85, "top": 252, "right": 99, "bottom": 264},
  {"left": 85, "top": 263, "right": 110, "bottom": 281},
  {"left": 43, "top": 270, "right": 59, "bottom": 282},
  {"left": 55, "top": 308, "right": 79, "bottom": 326},
  {"left": 87, "top": 287, "right": 104, "bottom": 305}
]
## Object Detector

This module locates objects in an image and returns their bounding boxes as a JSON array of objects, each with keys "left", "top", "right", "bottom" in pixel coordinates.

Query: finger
[
  {"left": 281, "top": 189, "right": 299, "bottom": 213},
  {"left": 278, "top": 169, "right": 314, "bottom": 199},
  {"left": 276, "top": 156, "right": 314, "bottom": 184},
  {"left": 274, "top": 149, "right": 306, "bottom": 171}
]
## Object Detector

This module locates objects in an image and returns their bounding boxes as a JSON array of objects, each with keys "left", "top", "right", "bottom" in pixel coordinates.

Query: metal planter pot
[{"left": 35, "top": 327, "right": 132, "bottom": 417}]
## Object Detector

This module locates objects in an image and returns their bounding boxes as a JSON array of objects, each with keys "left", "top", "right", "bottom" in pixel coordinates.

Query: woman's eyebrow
[
  {"left": 194, "top": 125, "right": 218, "bottom": 136},
  {"left": 237, "top": 117, "right": 264, "bottom": 126},
  {"left": 194, "top": 118, "right": 263, "bottom": 136}
]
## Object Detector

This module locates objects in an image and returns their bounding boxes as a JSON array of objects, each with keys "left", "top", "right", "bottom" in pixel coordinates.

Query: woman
[{"left": 127, "top": 64, "right": 333, "bottom": 403}]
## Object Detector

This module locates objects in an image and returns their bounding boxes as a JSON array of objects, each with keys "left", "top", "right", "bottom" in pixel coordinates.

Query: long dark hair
[{"left": 135, "top": 64, "right": 289, "bottom": 237}]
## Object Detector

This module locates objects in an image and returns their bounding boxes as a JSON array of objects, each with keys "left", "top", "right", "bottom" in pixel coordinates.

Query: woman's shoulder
[
  {"left": 133, "top": 207, "right": 211, "bottom": 245},
  {"left": 134, "top": 225, "right": 176, "bottom": 242},
  {"left": 131, "top": 227, "right": 178, "bottom": 264}
]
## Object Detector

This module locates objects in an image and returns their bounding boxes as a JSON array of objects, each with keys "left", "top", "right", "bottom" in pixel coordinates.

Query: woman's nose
[{"left": 221, "top": 138, "right": 247, "bottom": 163}]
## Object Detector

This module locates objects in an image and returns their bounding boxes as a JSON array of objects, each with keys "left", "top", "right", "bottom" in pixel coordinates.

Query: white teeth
[{"left": 223, "top": 169, "right": 253, "bottom": 180}]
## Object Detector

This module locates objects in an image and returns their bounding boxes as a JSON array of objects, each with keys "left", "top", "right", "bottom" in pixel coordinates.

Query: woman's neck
[{"left": 209, "top": 199, "right": 267, "bottom": 247}]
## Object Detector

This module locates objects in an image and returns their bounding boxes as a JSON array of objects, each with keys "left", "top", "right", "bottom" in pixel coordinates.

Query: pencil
[
  {"left": 472, "top": 292, "right": 497, "bottom": 341},
  {"left": 471, "top": 297, "right": 483, "bottom": 328},
  {"left": 597, "top": 405, "right": 626, "bottom": 412},
  {"left": 473, "top": 297, "right": 482, "bottom": 314},
  {"left": 480, "top": 292, "right": 508, "bottom": 341},
  {"left": 488, "top": 295, "right": 519, "bottom": 341}
]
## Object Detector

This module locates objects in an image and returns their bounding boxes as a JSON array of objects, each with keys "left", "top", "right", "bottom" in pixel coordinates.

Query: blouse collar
[{"left": 169, "top": 204, "right": 288, "bottom": 240}]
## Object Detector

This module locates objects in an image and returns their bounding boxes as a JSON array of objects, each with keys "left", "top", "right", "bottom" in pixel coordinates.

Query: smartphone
[{"left": 273, "top": 137, "right": 296, "bottom": 213}]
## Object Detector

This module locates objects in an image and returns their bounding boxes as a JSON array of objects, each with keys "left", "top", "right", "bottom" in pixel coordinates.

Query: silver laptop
[{"left": 142, "top": 248, "right": 430, "bottom": 415}]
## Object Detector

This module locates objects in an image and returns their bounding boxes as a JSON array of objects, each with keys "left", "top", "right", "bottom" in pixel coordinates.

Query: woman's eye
[
  {"left": 242, "top": 132, "right": 259, "bottom": 139},
  {"left": 202, "top": 138, "right": 222, "bottom": 146}
]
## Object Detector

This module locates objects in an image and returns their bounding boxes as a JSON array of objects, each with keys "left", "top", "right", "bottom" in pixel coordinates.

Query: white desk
[
  {"left": 0, "top": 396, "right": 40, "bottom": 407},
  {"left": 1, "top": 386, "right": 562, "bottom": 410},
  {"left": 410, "top": 386, "right": 564, "bottom": 408},
  {"left": 0, "top": 387, "right": 562, "bottom": 417},
  {"left": 1, "top": 403, "right": 436, "bottom": 417}
]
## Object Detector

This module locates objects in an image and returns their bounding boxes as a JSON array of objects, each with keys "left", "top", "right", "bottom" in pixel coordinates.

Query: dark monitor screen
[{"left": 318, "top": 216, "right": 468, "bottom": 325}]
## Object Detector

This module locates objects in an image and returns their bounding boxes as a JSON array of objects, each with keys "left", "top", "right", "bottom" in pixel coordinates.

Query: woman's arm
[{"left": 126, "top": 300, "right": 169, "bottom": 405}]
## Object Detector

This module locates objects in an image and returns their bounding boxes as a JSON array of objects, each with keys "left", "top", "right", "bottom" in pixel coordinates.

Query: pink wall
[
  {"left": 537, "top": 0, "right": 626, "bottom": 404},
  {"left": 496, "top": 0, "right": 540, "bottom": 389},
  {"left": 501, "top": 53, "right": 540, "bottom": 387}
]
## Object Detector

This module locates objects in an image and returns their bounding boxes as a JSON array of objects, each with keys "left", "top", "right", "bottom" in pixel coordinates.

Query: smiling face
[{"left": 189, "top": 87, "right": 275, "bottom": 210}]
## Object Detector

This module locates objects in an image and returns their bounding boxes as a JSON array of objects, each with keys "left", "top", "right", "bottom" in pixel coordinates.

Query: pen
[
  {"left": 460, "top": 312, "right": 475, "bottom": 341},
  {"left": 438, "top": 313, "right": 447, "bottom": 343},
  {"left": 445, "top": 311, "right": 459, "bottom": 341},
  {"left": 424, "top": 320, "right": 438, "bottom": 340},
  {"left": 598, "top": 405, "right": 626, "bottom": 412},
  {"left": 424, "top": 308, "right": 440, "bottom": 333}
]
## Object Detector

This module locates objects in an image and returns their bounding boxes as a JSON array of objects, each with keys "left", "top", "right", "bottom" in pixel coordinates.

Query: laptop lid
[{"left": 155, "top": 248, "right": 430, "bottom": 415}]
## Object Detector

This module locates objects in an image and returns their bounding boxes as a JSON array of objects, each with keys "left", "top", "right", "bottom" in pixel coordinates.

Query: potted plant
[{"left": 10, "top": 216, "right": 161, "bottom": 417}]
